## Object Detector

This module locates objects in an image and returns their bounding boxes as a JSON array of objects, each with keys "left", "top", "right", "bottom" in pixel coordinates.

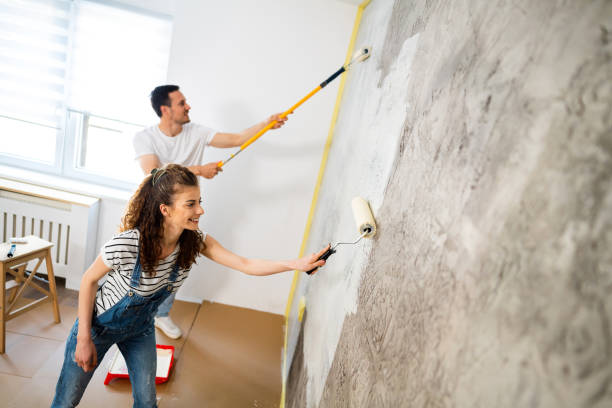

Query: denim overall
[{"left": 51, "top": 254, "right": 179, "bottom": 408}]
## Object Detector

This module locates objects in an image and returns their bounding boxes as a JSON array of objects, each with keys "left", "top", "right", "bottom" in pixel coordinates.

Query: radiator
[{"left": 0, "top": 180, "right": 100, "bottom": 290}]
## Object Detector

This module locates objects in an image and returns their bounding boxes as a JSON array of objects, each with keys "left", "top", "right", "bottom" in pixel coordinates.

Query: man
[{"left": 133, "top": 84, "right": 288, "bottom": 338}]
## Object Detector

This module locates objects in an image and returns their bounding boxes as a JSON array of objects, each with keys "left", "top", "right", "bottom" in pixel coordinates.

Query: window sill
[{"left": 0, "top": 164, "right": 132, "bottom": 202}]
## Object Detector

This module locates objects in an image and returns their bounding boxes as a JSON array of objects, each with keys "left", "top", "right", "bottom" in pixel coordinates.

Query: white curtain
[
  {"left": 68, "top": 0, "right": 173, "bottom": 124},
  {"left": 0, "top": 0, "right": 71, "bottom": 127}
]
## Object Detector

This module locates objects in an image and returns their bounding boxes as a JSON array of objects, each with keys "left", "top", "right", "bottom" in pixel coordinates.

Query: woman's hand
[
  {"left": 75, "top": 336, "right": 97, "bottom": 372},
  {"left": 292, "top": 244, "right": 331, "bottom": 274}
]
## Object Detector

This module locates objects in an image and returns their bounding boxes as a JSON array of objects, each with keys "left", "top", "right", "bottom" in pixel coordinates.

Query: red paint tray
[{"left": 104, "top": 344, "right": 174, "bottom": 385}]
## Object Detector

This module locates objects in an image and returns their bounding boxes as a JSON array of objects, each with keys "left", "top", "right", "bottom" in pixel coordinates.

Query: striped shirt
[{"left": 95, "top": 229, "right": 201, "bottom": 316}]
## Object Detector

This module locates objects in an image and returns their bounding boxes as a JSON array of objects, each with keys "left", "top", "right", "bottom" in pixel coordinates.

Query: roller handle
[
  {"left": 218, "top": 63, "right": 349, "bottom": 168},
  {"left": 320, "top": 66, "right": 346, "bottom": 88},
  {"left": 305, "top": 247, "right": 336, "bottom": 275}
]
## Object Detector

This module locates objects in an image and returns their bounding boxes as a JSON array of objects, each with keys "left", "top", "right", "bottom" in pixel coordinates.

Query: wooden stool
[{"left": 0, "top": 235, "right": 61, "bottom": 353}]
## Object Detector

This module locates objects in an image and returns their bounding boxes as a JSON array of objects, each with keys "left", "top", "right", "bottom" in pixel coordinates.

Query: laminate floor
[{"left": 1, "top": 278, "right": 283, "bottom": 407}]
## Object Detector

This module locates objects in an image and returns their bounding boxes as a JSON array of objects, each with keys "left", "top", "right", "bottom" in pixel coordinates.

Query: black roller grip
[
  {"left": 306, "top": 247, "right": 336, "bottom": 275},
  {"left": 320, "top": 66, "right": 346, "bottom": 88}
]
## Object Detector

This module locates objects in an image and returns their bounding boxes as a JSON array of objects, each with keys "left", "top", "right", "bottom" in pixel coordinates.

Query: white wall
[
  {"left": 166, "top": 0, "right": 356, "bottom": 313},
  {"left": 6, "top": 0, "right": 356, "bottom": 315}
]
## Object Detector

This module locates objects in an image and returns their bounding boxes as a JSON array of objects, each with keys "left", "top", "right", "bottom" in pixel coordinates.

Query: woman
[{"left": 51, "top": 164, "right": 327, "bottom": 407}]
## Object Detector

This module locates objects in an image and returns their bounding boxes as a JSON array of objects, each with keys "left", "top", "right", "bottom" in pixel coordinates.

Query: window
[
  {"left": 0, "top": 0, "right": 172, "bottom": 189},
  {"left": 68, "top": 109, "right": 144, "bottom": 181},
  {"left": 0, "top": 0, "right": 69, "bottom": 165}
]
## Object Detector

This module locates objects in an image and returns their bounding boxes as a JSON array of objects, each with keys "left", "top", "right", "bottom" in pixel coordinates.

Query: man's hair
[{"left": 150, "top": 85, "right": 180, "bottom": 117}]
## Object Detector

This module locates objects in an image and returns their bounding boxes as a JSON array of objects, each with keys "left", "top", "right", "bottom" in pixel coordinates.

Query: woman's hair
[{"left": 120, "top": 164, "right": 205, "bottom": 275}]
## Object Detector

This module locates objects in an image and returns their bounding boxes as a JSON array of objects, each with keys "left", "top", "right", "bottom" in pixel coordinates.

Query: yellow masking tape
[
  {"left": 279, "top": 1, "right": 371, "bottom": 406},
  {"left": 297, "top": 296, "right": 306, "bottom": 323}
]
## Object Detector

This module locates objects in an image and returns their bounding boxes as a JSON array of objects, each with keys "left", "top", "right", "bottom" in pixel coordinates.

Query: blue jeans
[
  {"left": 51, "top": 320, "right": 157, "bottom": 408},
  {"left": 155, "top": 292, "right": 175, "bottom": 317},
  {"left": 51, "top": 255, "right": 178, "bottom": 408}
]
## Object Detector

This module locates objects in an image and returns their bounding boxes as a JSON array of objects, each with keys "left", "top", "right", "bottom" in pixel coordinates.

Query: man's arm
[
  {"left": 137, "top": 154, "right": 220, "bottom": 179},
  {"left": 209, "top": 113, "right": 288, "bottom": 148},
  {"left": 138, "top": 154, "right": 161, "bottom": 175}
]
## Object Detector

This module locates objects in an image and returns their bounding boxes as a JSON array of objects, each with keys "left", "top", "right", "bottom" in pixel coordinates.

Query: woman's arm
[
  {"left": 75, "top": 255, "right": 111, "bottom": 372},
  {"left": 201, "top": 235, "right": 329, "bottom": 276}
]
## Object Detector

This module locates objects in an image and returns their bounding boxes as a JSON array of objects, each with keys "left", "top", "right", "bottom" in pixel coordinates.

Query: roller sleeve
[{"left": 351, "top": 197, "right": 376, "bottom": 237}]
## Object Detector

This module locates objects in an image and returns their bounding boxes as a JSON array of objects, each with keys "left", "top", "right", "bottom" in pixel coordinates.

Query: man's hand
[
  {"left": 267, "top": 112, "right": 289, "bottom": 129},
  {"left": 197, "top": 162, "right": 223, "bottom": 179}
]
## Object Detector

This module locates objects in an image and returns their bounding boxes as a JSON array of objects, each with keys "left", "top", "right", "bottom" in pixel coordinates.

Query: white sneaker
[{"left": 154, "top": 316, "right": 182, "bottom": 339}]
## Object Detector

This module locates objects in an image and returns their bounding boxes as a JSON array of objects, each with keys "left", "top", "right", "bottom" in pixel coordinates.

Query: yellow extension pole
[
  {"left": 217, "top": 39, "right": 372, "bottom": 168},
  {"left": 245, "top": 86, "right": 322, "bottom": 149},
  {"left": 216, "top": 85, "right": 323, "bottom": 167}
]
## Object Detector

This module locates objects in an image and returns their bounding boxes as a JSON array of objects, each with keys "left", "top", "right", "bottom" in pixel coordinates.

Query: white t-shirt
[
  {"left": 132, "top": 123, "right": 217, "bottom": 166},
  {"left": 96, "top": 229, "right": 204, "bottom": 316}
]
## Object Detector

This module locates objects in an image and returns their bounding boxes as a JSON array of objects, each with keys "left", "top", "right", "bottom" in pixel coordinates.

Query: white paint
[
  {"left": 285, "top": 4, "right": 422, "bottom": 404},
  {"left": 167, "top": 0, "right": 356, "bottom": 314}
]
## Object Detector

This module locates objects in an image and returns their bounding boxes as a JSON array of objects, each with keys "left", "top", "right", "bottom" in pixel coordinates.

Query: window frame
[
  {"left": 61, "top": 108, "right": 145, "bottom": 190},
  {"left": 0, "top": 0, "right": 172, "bottom": 192},
  {"left": 0, "top": 115, "right": 65, "bottom": 177}
]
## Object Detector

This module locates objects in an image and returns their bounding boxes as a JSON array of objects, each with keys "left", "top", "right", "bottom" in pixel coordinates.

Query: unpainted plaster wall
[{"left": 286, "top": 0, "right": 612, "bottom": 407}]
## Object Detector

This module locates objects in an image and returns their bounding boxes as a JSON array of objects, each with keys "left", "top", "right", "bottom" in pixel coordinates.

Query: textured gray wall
[{"left": 286, "top": 0, "right": 612, "bottom": 407}]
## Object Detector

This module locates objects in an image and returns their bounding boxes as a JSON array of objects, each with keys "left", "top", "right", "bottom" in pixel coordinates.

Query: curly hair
[{"left": 120, "top": 164, "right": 205, "bottom": 275}]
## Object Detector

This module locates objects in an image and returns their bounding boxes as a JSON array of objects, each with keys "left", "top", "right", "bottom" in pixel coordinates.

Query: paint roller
[
  {"left": 217, "top": 46, "right": 372, "bottom": 168},
  {"left": 306, "top": 197, "right": 376, "bottom": 274}
]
